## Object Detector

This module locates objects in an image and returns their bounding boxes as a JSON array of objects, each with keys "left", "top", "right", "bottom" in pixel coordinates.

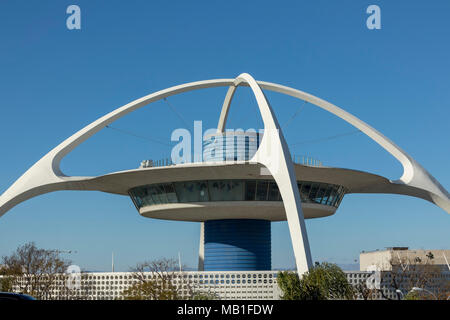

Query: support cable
[
  {"left": 290, "top": 129, "right": 362, "bottom": 147},
  {"left": 282, "top": 100, "right": 361, "bottom": 147},
  {"left": 282, "top": 100, "right": 307, "bottom": 130},
  {"left": 163, "top": 97, "right": 192, "bottom": 130},
  {"left": 105, "top": 125, "right": 172, "bottom": 148}
]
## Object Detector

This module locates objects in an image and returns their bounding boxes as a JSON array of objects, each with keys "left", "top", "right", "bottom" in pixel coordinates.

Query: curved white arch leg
[
  {"left": 0, "top": 75, "right": 448, "bottom": 228},
  {"left": 0, "top": 79, "right": 235, "bottom": 217},
  {"left": 219, "top": 73, "right": 313, "bottom": 275},
  {"left": 218, "top": 81, "right": 449, "bottom": 214}
]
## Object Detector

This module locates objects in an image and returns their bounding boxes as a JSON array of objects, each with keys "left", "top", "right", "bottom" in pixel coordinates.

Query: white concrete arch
[
  {"left": 2, "top": 75, "right": 447, "bottom": 218},
  {"left": 218, "top": 81, "right": 450, "bottom": 214},
  {"left": 0, "top": 79, "right": 235, "bottom": 217},
  {"left": 0, "top": 74, "right": 448, "bottom": 275},
  {"left": 213, "top": 73, "right": 313, "bottom": 274}
]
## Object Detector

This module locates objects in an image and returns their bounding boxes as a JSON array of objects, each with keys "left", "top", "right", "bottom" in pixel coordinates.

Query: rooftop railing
[
  {"left": 140, "top": 158, "right": 173, "bottom": 168},
  {"left": 140, "top": 155, "right": 322, "bottom": 168},
  {"left": 292, "top": 155, "right": 323, "bottom": 167}
]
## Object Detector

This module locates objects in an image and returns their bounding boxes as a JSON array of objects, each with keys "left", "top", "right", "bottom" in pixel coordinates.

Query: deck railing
[{"left": 140, "top": 155, "right": 322, "bottom": 168}]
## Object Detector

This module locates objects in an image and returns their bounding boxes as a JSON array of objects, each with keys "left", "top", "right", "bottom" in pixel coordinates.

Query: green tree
[
  {"left": 278, "top": 263, "right": 354, "bottom": 300},
  {"left": 0, "top": 275, "right": 14, "bottom": 292},
  {"left": 1, "top": 242, "right": 71, "bottom": 299},
  {"left": 190, "top": 292, "right": 219, "bottom": 300},
  {"left": 403, "top": 291, "right": 420, "bottom": 300}
]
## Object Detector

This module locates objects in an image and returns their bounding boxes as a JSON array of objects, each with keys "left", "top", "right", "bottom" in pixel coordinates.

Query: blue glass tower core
[
  {"left": 203, "top": 132, "right": 261, "bottom": 162},
  {"left": 204, "top": 219, "right": 271, "bottom": 271}
]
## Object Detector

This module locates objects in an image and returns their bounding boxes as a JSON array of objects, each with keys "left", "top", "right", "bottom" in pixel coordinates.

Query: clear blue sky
[{"left": 0, "top": 1, "right": 449, "bottom": 271}]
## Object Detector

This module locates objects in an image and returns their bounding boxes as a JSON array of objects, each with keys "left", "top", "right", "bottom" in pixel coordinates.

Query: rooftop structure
[{"left": 360, "top": 248, "right": 450, "bottom": 272}]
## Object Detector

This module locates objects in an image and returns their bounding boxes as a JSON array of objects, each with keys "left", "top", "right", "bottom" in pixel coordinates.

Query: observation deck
[{"left": 130, "top": 132, "right": 344, "bottom": 271}]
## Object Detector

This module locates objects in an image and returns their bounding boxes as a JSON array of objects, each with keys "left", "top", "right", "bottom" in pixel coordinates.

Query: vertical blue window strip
[
  {"left": 245, "top": 136, "right": 249, "bottom": 161},
  {"left": 204, "top": 219, "right": 271, "bottom": 271},
  {"left": 202, "top": 133, "right": 262, "bottom": 162}
]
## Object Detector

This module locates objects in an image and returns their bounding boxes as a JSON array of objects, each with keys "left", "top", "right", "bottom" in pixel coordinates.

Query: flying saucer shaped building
[{"left": 0, "top": 73, "right": 448, "bottom": 275}]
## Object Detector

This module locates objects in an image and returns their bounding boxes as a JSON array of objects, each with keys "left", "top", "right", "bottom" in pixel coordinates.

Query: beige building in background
[{"left": 360, "top": 247, "right": 450, "bottom": 271}]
